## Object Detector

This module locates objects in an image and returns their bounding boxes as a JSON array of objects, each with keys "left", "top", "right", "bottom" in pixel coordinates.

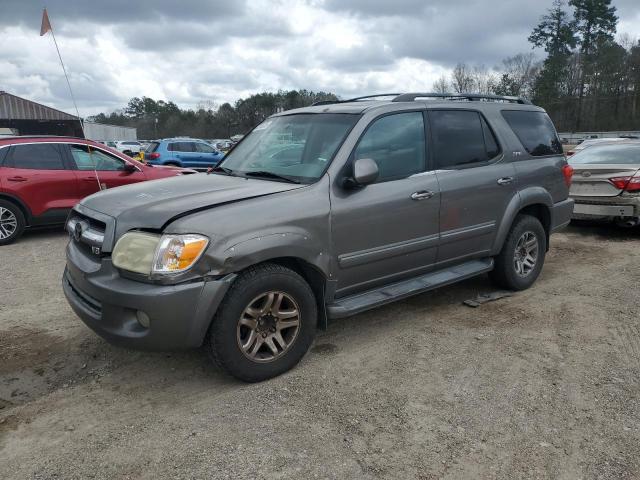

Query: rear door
[
  {"left": 66, "top": 144, "right": 146, "bottom": 198},
  {"left": 194, "top": 142, "right": 222, "bottom": 168},
  {"left": 170, "top": 141, "right": 199, "bottom": 168},
  {"left": 429, "top": 109, "right": 514, "bottom": 264},
  {"left": 2, "top": 142, "right": 78, "bottom": 222}
]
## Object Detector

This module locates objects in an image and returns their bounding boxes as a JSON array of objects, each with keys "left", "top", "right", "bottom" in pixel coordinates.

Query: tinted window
[
  {"left": 69, "top": 145, "right": 126, "bottom": 171},
  {"left": 353, "top": 112, "right": 426, "bottom": 181},
  {"left": 502, "top": 110, "right": 562, "bottom": 157},
  {"left": 168, "top": 142, "right": 195, "bottom": 152},
  {"left": 430, "top": 110, "right": 499, "bottom": 168},
  {"left": 195, "top": 142, "right": 215, "bottom": 153},
  {"left": 569, "top": 144, "right": 640, "bottom": 165},
  {"left": 9, "top": 144, "right": 65, "bottom": 170}
]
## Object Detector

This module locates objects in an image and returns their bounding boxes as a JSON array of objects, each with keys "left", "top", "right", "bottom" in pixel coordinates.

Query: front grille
[{"left": 66, "top": 211, "right": 106, "bottom": 256}]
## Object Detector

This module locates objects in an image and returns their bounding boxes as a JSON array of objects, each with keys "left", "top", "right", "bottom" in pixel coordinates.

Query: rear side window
[
  {"left": 430, "top": 110, "right": 501, "bottom": 168},
  {"left": 353, "top": 112, "right": 426, "bottom": 182},
  {"left": 502, "top": 110, "right": 562, "bottom": 157},
  {"left": 7, "top": 144, "right": 66, "bottom": 170},
  {"left": 168, "top": 142, "right": 195, "bottom": 152}
]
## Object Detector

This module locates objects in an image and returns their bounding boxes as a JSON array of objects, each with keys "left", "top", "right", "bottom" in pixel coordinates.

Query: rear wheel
[
  {"left": 0, "top": 200, "right": 26, "bottom": 245},
  {"left": 207, "top": 263, "right": 317, "bottom": 382},
  {"left": 489, "top": 214, "right": 546, "bottom": 291}
]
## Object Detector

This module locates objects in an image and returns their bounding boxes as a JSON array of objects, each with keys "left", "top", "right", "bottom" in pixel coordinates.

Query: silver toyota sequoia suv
[{"left": 63, "top": 93, "right": 574, "bottom": 382}]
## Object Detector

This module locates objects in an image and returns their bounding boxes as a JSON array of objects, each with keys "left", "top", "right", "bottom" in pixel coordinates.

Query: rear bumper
[
  {"left": 63, "top": 250, "right": 235, "bottom": 350},
  {"left": 570, "top": 195, "right": 640, "bottom": 220},
  {"left": 550, "top": 198, "right": 575, "bottom": 232}
]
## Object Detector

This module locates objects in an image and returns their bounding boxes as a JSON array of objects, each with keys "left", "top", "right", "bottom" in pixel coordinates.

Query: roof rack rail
[
  {"left": 392, "top": 92, "right": 532, "bottom": 105},
  {"left": 311, "top": 93, "right": 402, "bottom": 106}
]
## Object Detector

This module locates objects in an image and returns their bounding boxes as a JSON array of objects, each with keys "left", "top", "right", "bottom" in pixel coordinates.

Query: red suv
[{"left": 0, "top": 136, "right": 194, "bottom": 244}]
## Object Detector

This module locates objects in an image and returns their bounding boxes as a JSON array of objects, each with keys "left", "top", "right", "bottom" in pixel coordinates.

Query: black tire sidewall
[
  {"left": 494, "top": 215, "right": 547, "bottom": 291},
  {"left": 209, "top": 266, "right": 317, "bottom": 382},
  {"left": 0, "top": 200, "right": 26, "bottom": 245}
]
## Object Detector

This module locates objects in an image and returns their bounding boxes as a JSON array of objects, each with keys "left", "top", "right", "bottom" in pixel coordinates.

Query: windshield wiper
[
  {"left": 242, "top": 171, "right": 301, "bottom": 184},
  {"left": 207, "top": 165, "right": 236, "bottom": 176}
]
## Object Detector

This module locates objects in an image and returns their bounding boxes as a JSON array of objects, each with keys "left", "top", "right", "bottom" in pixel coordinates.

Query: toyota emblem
[{"left": 73, "top": 222, "right": 83, "bottom": 242}]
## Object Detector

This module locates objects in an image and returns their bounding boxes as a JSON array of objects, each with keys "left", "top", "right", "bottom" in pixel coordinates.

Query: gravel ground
[{"left": 1, "top": 223, "right": 639, "bottom": 479}]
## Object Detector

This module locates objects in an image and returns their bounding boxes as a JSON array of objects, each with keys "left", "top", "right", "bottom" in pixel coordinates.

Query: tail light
[
  {"left": 147, "top": 152, "right": 160, "bottom": 160},
  {"left": 562, "top": 164, "right": 574, "bottom": 187},
  {"left": 609, "top": 175, "right": 640, "bottom": 192}
]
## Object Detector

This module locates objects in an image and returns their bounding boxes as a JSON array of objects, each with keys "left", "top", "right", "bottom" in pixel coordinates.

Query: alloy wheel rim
[
  {"left": 236, "top": 291, "right": 301, "bottom": 363},
  {"left": 0, "top": 207, "right": 17, "bottom": 239},
  {"left": 513, "top": 231, "right": 539, "bottom": 277}
]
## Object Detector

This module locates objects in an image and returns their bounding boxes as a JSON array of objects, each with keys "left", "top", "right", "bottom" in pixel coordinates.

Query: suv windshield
[{"left": 220, "top": 114, "right": 358, "bottom": 183}]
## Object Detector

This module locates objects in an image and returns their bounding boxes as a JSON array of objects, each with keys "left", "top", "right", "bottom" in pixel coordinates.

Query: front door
[
  {"left": 67, "top": 144, "right": 146, "bottom": 198},
  {"left": 330, "top": 111, "right": 441, "bottom": 297},
  {"left": 428, "top": 109, "right": 516, "bottom": 264}
]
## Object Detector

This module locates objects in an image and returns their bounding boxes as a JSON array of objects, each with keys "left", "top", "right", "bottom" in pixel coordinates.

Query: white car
[{"left": 114, "top": 141, "right": 143, "bottom": 156}]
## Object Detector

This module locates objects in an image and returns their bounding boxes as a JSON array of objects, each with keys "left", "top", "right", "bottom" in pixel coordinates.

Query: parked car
[
  {"left": 0, "top": 136, "right": 194, "bottom": 244},
  {"left": 143, "top": 138, "right": 224, "bottom": 170},
  {"left": 63, "top": 93, "right": 573, "bottom": 382},
  {"left": 114, "top": 141, "right": 144, "bottom": 156},
  {"left": 569, "top": 141, "right": 640, "bottom": 227},
  {"left": 566, "top": 137, "right": 629, "bottom": 157},
  {"left": 208, "top": 139, "right": 234, "bottom": 152}
]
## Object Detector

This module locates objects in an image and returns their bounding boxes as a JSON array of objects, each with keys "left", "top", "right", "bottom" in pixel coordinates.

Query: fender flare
[{"left": 491, "top": 187, "right": 553, "bottom": 255}]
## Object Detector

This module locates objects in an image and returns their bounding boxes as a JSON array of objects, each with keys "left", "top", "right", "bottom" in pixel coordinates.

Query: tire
[
  {"left": 207, "top": 263, "right": 317, "bottom": 382},
  {"left": 489, "top": 214, "right": 547, "bottom": 291},
  {"left": 0, "top": 200, "right": 26, "bottom": 246}
]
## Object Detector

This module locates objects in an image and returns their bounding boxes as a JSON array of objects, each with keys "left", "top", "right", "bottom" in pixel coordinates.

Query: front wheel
[
  {"left": 207, "top": 263, "right": 317, "bottom": 382},
  {"left": 489, "top": 214, "right": 547, "bottom": 291}
]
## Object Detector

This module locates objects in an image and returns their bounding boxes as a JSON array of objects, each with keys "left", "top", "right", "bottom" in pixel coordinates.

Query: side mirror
[
  {"left": 123, "top": 163, "right": 138, "bottom": 173},
  {"left": 345, "top": 158, "right": 379, "bottom": 188}
]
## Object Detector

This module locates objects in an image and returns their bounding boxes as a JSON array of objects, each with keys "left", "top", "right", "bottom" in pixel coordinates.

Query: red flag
[{"left": 40, "top": 8, "right": 52, "bottom": 36}]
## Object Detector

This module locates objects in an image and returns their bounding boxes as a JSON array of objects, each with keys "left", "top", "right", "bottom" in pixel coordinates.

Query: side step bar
[{"left": 327, "top": 258, "right": 494, "bottom": 319}]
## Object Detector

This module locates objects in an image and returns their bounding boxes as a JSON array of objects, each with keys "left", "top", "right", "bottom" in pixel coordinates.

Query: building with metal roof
[{"left": 0, "top": 91, "right": 136, "bottom": 141}]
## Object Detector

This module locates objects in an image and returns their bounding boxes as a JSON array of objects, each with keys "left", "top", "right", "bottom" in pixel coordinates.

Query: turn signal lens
[{"left": 152, "top": 234, "right": 209, "bottom": 273}]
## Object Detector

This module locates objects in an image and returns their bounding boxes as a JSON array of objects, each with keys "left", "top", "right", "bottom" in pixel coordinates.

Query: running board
[{"left": 327, "top": 258, "right": 494, "bottom": 319}]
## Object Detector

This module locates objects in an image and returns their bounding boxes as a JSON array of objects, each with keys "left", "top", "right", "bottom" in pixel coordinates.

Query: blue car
[{"left": 143, "top": 138, "right": 224, "bottom": 170}]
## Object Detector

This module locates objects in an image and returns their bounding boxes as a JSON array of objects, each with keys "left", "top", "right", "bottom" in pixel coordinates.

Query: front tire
[
  {"left": 207, "top": 263, "right": 317, "bottom": 382},
  {"left": 489, "top": 214, "right": 547, "bottom": 291},
  {"left": 0, "top": 200, "right": 26, "bottom": 245}
]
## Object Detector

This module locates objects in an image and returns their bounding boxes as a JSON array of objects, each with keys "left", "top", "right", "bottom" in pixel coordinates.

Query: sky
[{"left": 0, "top": 0, "right": 639, "bottom": 117}]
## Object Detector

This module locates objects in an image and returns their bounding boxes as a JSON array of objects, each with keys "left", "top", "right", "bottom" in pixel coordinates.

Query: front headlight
[{"left": 112, "top": 232, "right": 209, "bottom": 275}]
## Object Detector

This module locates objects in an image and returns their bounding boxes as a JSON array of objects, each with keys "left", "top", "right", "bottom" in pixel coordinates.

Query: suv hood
[{"left": 80, "top": 173, "right": 305, "bottom": 231}]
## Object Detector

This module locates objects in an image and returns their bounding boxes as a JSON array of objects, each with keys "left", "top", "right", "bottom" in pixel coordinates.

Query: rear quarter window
[{"left": 502, "top": 110, "right": 562, "bottom": 157}]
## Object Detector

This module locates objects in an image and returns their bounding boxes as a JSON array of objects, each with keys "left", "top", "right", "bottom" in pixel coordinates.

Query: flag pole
[{"left": 44, "top": 9, "right": 85, "bottom": 138}]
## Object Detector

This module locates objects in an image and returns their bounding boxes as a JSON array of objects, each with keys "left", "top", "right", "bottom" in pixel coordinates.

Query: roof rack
[
  {"left": 392, "top": 93, "right": 532, "bottom": 105},
  {"left": 312, "top": 92, "right": 531, "bottom": 106}
]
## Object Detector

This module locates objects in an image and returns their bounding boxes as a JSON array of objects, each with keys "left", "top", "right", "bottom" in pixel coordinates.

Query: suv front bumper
[{"left": 63, "top": 248, "right": 235, "bottom": 350}]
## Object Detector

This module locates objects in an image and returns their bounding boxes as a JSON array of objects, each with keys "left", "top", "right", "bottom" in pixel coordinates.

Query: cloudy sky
[{"left": 1, "top": 0, "right": 639, "bottom": 116}]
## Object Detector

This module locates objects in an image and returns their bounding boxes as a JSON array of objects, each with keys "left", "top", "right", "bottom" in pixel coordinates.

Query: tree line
[
  {"left": 88, "top": 90, "right": 338, "bottom": 140},
  {"left": 89, "top": 0, "right": 638, "bottom": 137},
  {"left": 434, "top": 0, "right": 639, "bottom": 132}
]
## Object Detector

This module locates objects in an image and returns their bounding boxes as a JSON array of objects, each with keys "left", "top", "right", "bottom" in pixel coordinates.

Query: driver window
[
  {"left": 70, "top": 145, "right": 126, "bottom": 171},
  {"left": 353, "top": 112, "right": 426, "bottom": 182},
  {"left": 195, "top": 142, "right": 215, "bottom": 153}
]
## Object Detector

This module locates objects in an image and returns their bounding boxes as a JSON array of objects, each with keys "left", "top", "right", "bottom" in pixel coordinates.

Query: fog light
[{"left": 136, "top": 310, "right": 150, "bottom": 328}]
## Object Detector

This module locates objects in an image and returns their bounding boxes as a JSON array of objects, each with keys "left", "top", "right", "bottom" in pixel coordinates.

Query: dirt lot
[{"left": 1, "top": 223, "right": 639, "bottom": 479}]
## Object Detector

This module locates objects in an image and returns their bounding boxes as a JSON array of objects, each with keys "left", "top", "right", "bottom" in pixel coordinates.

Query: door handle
[
  {"left": 7, "top": 176, "right": 27, "bottom": 182},
  {"left": 411, "top": 190, "right": 434, "bottom": 201},
  {"left": 497, "top": 177, "right": 514, "bottom": 185}
]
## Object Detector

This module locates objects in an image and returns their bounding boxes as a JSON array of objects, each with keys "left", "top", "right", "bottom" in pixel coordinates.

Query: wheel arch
[
  {"left": 492, "top": 188, "right": 553, "bottom": 255},
  {"left": 0, "top": 193, "right": 32, "bottom": 225}
]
